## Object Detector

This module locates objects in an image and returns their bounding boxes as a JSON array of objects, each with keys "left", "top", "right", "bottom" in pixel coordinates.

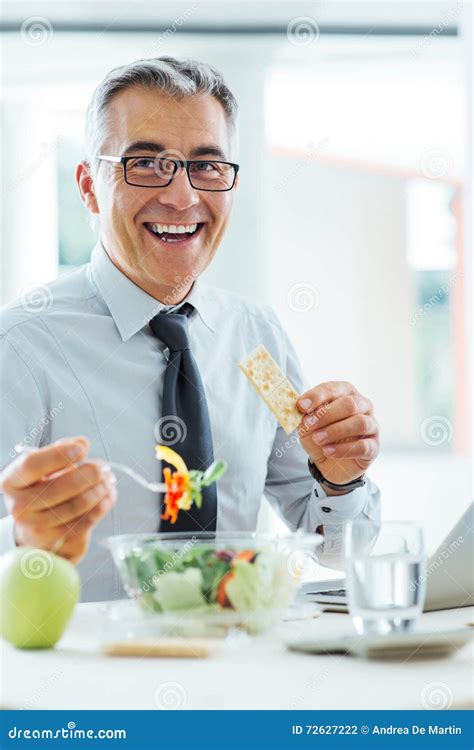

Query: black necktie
[{"left": 149, "top": 303, "right": 217, "bottom": 533}]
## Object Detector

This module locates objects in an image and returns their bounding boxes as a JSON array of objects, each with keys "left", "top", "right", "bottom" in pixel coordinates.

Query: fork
[{"left": 13, "top": 444, "right": 167, "bottom": 493}]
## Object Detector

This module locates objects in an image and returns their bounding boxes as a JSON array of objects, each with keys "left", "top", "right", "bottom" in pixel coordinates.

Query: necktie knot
[{"left": 149, "top": 303, "right": 193, "bottom": 352}]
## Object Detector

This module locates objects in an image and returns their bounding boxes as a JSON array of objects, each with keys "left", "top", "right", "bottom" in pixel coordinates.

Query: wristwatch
[{"left": 308, "top": 459, "right": 366, "bottom": 492}]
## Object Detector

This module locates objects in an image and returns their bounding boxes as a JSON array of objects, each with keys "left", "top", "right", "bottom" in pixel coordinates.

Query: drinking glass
[{"left": 345, "top": 520, "right": 427, "bottom": 635}]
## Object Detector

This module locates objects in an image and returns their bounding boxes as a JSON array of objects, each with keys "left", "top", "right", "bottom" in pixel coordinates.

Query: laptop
[{"left": 302, "top": 502, "right": 474, "bottom": 612}]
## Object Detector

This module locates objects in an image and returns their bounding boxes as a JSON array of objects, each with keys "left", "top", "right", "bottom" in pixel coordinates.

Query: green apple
[{"left": 0, "top": 546, "right": 80, "bottom": 649}]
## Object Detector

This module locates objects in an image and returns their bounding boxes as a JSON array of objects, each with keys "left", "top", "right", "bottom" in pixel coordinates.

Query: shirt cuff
[
  {"left": 305, "top": 477, "right": 379, "bottom": 570},
  {"left": 308, "top": 480, "right": 369, "bottom": 529},
  {"left": 0, "top": 514, "right": 17, "bottom": 554}
]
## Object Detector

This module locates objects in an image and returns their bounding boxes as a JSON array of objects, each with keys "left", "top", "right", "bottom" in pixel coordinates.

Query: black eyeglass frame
[{"left": 97, "top": 155, "right": 240, "bottom": 192}]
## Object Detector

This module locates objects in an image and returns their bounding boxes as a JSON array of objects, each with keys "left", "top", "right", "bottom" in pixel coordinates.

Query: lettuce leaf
[{"left": 154, "top": 568, "right": 204, "bottom": 611}]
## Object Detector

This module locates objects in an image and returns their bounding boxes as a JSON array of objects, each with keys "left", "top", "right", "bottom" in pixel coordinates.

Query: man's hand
[
  {"left": 0, "top": 437, "right": 116, "bottom": 564},
  {"left": 296, "top": 381, "right": 379, "bottom": 488}
]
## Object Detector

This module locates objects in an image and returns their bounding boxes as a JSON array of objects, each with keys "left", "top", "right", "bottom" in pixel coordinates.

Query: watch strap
[{"left": 308, "top": 459, "right": 366, "bottom": 491}]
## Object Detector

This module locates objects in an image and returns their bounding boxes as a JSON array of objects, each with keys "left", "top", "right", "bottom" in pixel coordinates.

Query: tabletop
[{"left": 1, "top": 602, "right": 473, "bottom": 711}]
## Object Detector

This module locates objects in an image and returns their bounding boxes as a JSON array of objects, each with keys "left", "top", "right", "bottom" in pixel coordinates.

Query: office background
[{"left": 0, "top": 1, "right": 472, "bottom": 550}]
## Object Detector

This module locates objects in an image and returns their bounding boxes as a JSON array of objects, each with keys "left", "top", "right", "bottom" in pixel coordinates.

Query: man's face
[{"left": 89, "top": 86, "right": 236, "bottom": 297}]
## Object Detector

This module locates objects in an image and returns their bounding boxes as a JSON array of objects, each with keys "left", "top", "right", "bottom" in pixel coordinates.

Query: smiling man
[{"left": 0, "top": 57, "right": 380, "bottom": 601}]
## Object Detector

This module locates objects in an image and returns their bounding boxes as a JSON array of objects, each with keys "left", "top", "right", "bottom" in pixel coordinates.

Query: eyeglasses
[{"left": 97, "top": 155, "right": 239, "bottom": 192}]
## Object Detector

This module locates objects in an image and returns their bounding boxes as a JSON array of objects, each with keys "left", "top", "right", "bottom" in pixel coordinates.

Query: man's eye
[
  {"left": 131, "top": 158, "right": 155, "bottom": 169},
  {"left": 191, "top": 162, "right": 216, "bottom": 172}
]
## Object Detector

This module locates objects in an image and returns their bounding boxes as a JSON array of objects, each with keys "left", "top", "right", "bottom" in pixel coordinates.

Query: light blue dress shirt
[{"left": 0, "top": 242, "right": 380, "bottom": 600}]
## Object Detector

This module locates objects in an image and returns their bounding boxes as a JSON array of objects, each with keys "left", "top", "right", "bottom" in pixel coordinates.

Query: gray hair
[{"left": 84, "top": 56, "right": 238, "bottom": 171}]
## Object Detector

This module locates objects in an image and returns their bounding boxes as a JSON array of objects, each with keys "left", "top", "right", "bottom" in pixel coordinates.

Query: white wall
[
  {"left": 266, "top": 157, "right": 417, "bottom": 447},
  {"left": 1, "top": 102, "right": 59, "bottom": 302}
]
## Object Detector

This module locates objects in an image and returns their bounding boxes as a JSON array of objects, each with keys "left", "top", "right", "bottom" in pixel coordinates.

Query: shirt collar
[{"left": 89, "top": 241, "right": 215, "bottom": 341}]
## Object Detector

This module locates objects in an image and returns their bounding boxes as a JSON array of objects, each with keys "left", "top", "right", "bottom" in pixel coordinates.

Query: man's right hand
[{"left": 0, "top": 437, "right": 117, "bottom": 564}]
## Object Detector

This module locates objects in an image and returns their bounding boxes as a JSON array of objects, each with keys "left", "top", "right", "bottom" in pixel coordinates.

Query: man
[{"left": 0, "top": 57, "right": 380, "bottom": 601}]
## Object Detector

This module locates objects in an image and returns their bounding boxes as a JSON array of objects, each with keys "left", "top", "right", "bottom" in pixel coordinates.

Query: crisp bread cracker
[
  {"left": 239, "top": 344, "right": 302, "bottom": 434},
  {"left": 103, "top": 639, "right": 211, "bottom": 658}
]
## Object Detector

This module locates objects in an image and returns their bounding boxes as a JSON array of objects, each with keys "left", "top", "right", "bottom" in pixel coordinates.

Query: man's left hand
[{"left": 296, "top": 381, "right": 379, "bottom": 488}]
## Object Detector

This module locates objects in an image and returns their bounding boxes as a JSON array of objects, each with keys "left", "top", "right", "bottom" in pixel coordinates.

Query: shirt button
[{"left": 321, "top": 506, "right": 331, "bottom": 513}]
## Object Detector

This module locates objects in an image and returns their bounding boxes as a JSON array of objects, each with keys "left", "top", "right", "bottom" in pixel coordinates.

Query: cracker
[
  {"left": 239, "top": 344, "right": 302, "bottom": 434},
  {"left": 103, "top": 639, "right": 210, "bottom": 658}
]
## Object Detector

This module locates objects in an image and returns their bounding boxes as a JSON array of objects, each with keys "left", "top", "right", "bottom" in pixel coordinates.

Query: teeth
[{"left": 149, "top": 223, "right": 198, "bottom": 235}]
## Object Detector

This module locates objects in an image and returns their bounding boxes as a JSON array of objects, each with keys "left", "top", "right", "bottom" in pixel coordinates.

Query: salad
[
  {"left": 106, "top": 446, "right": 307, "bottom": 634},
  {"left": 123, "top": 541, "right": 294, "bottom": 618},
  {"left": 156, "top": 445, "right": 226, "bottom": 525}
]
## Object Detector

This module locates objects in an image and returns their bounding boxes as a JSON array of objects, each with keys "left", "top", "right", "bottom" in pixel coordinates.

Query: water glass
[{"left": 345, "top": 520, "right": 427, "bottom": 635}]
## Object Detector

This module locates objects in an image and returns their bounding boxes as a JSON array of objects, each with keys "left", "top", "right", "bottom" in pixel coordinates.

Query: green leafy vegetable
[
  {"left": 201, "top": 460, "right": 227, "bottom": 486},
  {"left": 154, "top": 568, "right": 204, "bottom": 611},
  {"left": 125, "top": 542, "right": 293, "bottom": 617},
  {"left": 186, "top": 461, "right": 227, "bottom": 511}
]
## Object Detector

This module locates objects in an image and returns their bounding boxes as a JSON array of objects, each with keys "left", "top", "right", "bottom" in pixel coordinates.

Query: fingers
[
  {"left": 1, "top": 436, "right": 90, "bottom": 491},
  {"left": 24, "top": 461, "right": 112, "bottom": 511},
  {"left": 36, "top": 475, "right": 117, "bottom": 529},
  {"left": 52, "top": 493, "right": 117, "bottom": 563},
  {"left": 8, "top": 461, "right": 109, "bottom": 520},
  {"left": 9, "top": 461, "right": 113, "bottom": 523},
  {"left": 5, "top": 436, "right": 117, "bottom": 568},
  {"left": 13, "top": 481, "right": 117, "bottom": 565},
  {"left": 309, "top": 414, "right": 378, "bottom": 447},
  {"left": 298, "top": 394, "right": 374, "bottom": 437},
  {"left": 297, "top": 381, "right": 357, "bottom": 413},
  {"left": 318, "top": 437, "right": 379, "bottom": 461}
]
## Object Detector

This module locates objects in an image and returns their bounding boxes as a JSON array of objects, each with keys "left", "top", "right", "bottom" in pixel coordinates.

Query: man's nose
[{"left": 156, "top": 167, "right": 200, "bottom": 212}]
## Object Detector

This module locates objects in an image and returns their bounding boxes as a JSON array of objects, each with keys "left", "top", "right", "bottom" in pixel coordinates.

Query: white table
[{"left": 1, "top": 603, "right": 473, "bottom": 710}]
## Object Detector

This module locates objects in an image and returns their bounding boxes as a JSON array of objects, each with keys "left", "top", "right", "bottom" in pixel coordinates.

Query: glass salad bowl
[{"left": 103, "top": 531, "right": 323, "bottom": 636}]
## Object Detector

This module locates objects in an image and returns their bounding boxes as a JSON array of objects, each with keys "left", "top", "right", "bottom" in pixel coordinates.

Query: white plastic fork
[{"left": 106, "top": 462, "right": 167, "bottom": 493}]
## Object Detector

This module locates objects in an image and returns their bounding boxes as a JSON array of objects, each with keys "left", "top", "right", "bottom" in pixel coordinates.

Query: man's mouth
[{"left": 144, "top": 222, "right": 204, "bottom": 245}]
